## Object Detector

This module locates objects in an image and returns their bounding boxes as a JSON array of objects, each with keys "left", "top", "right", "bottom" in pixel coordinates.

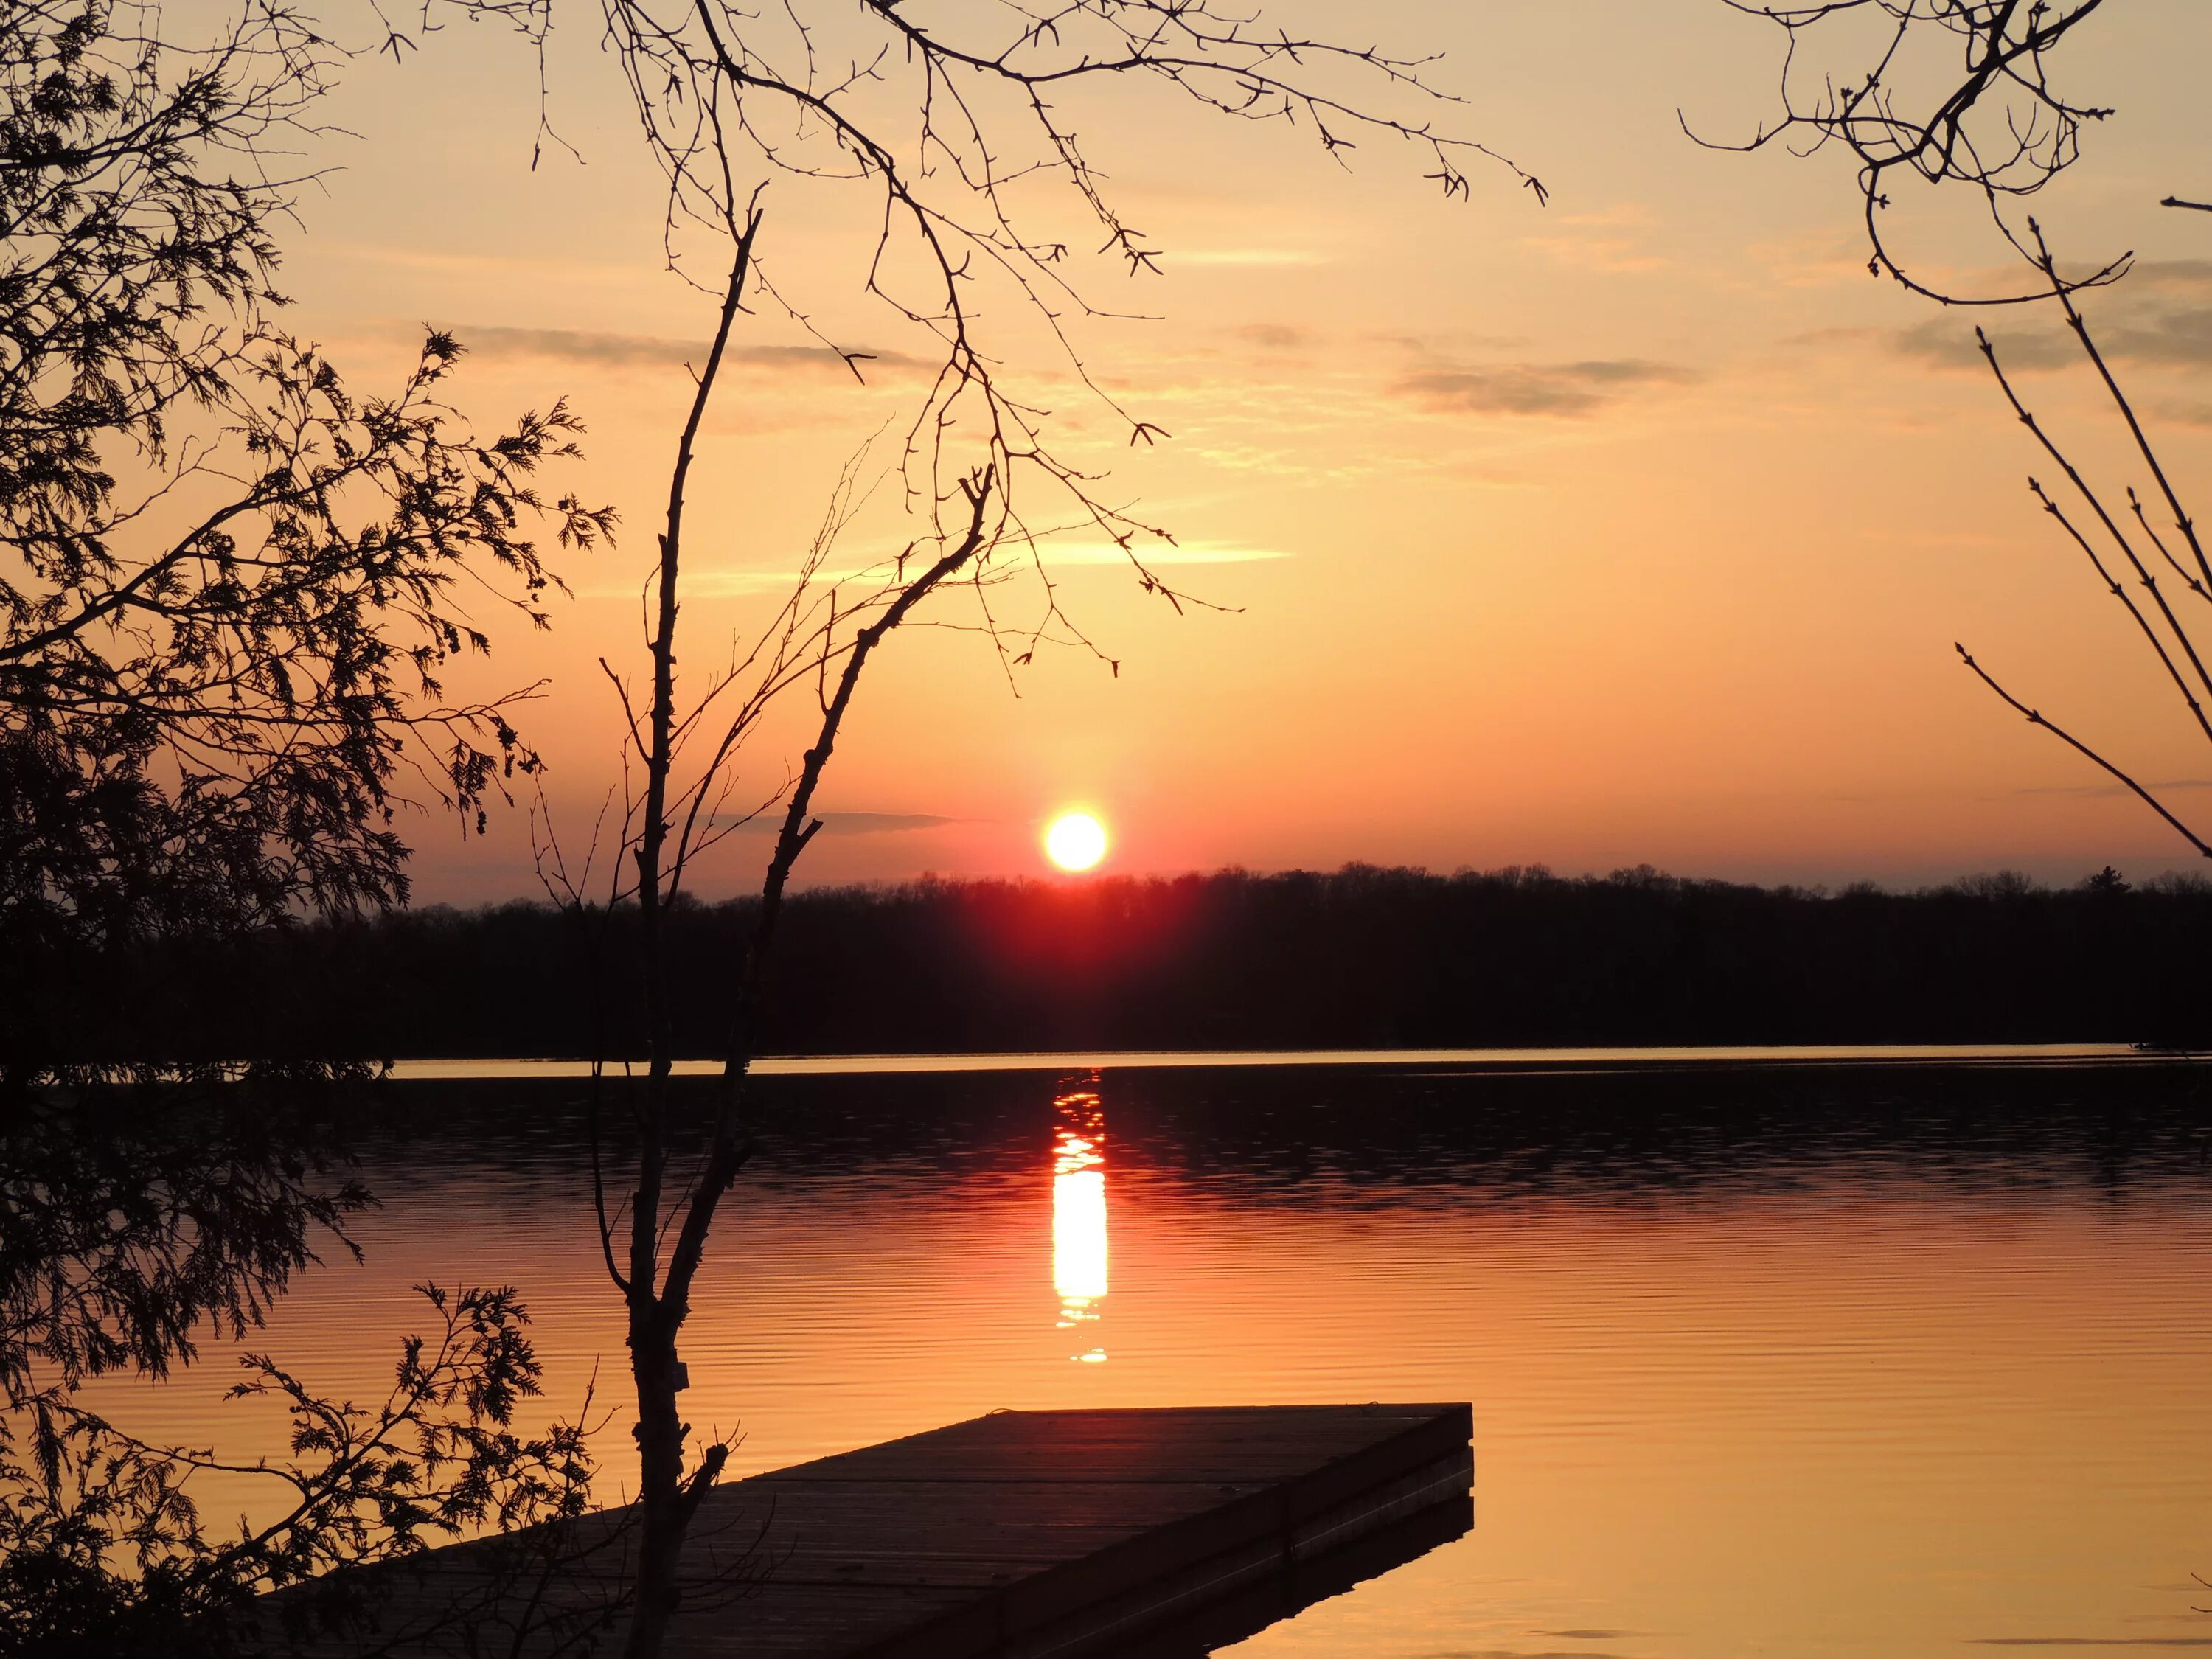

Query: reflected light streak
[{"left": 1052, "top": 1085, "right": 1109, "bottom": 1361}]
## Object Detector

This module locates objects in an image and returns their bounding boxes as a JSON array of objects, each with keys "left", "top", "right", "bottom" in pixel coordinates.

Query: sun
[{"left": 1044, "top": 811, "right": 1108, "bottom": 872}]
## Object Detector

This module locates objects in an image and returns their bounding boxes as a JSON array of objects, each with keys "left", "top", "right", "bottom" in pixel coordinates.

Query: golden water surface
[{"left": 83, "top": 1061, "right": 2212, "bottom": 1658}]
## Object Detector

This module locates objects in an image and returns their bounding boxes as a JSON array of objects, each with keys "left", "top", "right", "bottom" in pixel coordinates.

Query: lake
[{"left": 89, "top": 1052, "right": 2212, "bottom": 1657}]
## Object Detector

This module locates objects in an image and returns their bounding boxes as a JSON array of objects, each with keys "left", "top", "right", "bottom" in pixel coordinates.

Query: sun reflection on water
[{"left": 1051, "top": 1082, "right": 1109, "bottom": 1361}]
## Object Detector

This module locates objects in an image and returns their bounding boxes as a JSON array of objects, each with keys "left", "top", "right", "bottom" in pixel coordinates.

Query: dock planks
[{"left": 273, "top": 1403, "right": 1473, "bottom": 1658}]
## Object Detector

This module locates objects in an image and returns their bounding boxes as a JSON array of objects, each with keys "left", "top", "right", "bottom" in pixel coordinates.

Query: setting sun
[{"left": 1044, "top": 813, "right": 1108, "bottom": 872}]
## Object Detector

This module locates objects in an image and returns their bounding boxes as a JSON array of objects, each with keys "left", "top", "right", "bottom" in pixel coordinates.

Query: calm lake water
[{"left": 92, "top": 1054, "right": 2212, "bottom": 1657}]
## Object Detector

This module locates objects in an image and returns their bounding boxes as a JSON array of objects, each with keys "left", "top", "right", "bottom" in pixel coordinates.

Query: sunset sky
[{"left": 274, "top": 1, "right": 2212, "bottom": 900}]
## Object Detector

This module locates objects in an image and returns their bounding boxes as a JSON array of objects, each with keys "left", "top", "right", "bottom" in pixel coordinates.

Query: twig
[{"left": 1957, "top": 644, "right": 2212, "bottom": 859}]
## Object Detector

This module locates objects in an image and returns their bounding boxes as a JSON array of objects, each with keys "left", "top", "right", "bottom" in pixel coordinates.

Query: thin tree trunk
[
  {"left": 623, "top": 211, "right": 761, "bottom": 1659},
  {"left": 619, "top": 462, "right": 997, "bottom": 1656}
]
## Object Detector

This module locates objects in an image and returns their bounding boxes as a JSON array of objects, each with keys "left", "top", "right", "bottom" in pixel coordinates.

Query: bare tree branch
[
  {"left": 1958, "top": 643, "right": 2212, "bottom": 859},
  {"left": 1694, "top": 1, "right": 2120, "bottom": 305}
]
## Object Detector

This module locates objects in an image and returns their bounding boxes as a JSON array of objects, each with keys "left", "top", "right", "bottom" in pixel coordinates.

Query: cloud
[
  {"left": 2099, "top": 310, "right": 2212, "bottom": 367},
  {"left": 1893, "top": 316, "right": 2076, "bottom": 373},
  {"left": 1966, "top": 1640, "right": 2212, "bottom": 1648},
  {"left": 1531, "top": 1634, "right": 1638, "bottom": 1643},
  {"left": 1521, "top": 235, "right": 1670, "bottom": 274},
  {"left": 1230, "top": 323, "right": 1311, "bottom": 351},
  {"left": 719, "top": 812, "right": 961, "bottom": 835},
  {"left": 1745, "top": 226, "right": 1874, "bottom": 289},
  {"left": 1177, "top": 248, "right": 1326, "bottom": 267},
  {"left": 459, "top": 325, "right": 930, "bottom": 378},
  {"left": 577, "top": 564, "right": 885, "bottom": 600},
  {"left": 579, "top": 539, "right": 1287, "bottom": 602},
  {"left": 1522, "top": 204, "right": 1669, "bottom": 274},
  {"left": 1894, "top": 263, "right": 2212, "bottom": 375},
  {"left": 325, "top": 242, "right": 643, "bottom": 290},
  {"left": 1396, "top": 358, "right": 1699, "bottom": 418},
  {"left": 1039, "top": 540, "right": 1292, "bottom": 567},
  {"left": 2127, "top": 259, "right": 2212, "bottom": 292},
  {"left": 2011, "top": 778, "right": 2212, "bottom": 800}
]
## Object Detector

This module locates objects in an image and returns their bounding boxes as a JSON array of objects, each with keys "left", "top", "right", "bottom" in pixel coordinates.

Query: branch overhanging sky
[{"left": 275, "top": 0, "right": 2212, "bottom": 898}]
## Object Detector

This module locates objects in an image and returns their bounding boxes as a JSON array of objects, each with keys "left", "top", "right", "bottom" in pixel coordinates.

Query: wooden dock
[{"left": 275, "top": 1403, "right": 1472, "bottom": 1658}]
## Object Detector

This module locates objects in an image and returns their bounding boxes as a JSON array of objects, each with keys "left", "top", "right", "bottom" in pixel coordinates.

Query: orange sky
[{"left": 266, "top": 1, "right": 2212, "bottom": 900}]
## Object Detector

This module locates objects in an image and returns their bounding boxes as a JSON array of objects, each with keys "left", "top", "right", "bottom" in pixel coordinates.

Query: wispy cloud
[
  {"left": 580, "top": 565, "right": 880, "bottom": 600},
  {"left": 1965, "top": 1639, "right": 2212, "bottom": 1648},
  {"left": 1895, "top": 262, "right": 2212, "bottom": 375},
  {"left": 1038, "top": 539, "right": 1292, "bottom": 566},
  {"left": 325, "top": 243, "right": 643, "bottom": 289},
  {"left": 2011, "top": 778, "right": 2212, "bottom": 799},
  {"left": 577, "top": 540, "right": 1286, "bottom": 602},
  {"left": 1745, "top": 226, "right": 1872, "bottom": 290},
  {"left": 1228, "top": 323, "right": 1311, "bottom": 351},
  {"left": 2135, "top": 260, "right": 2212, "bottom": 288},
  {"left": 1521, "top": 235, "right": 1670, "bottom": 274},
  {"left": 1396, "top": 358, "right": 1699, "bottom": 418},
  {"left": 1529, "top": 1634, "right": 1641, "bottom": 1644},
  {"left": 1523, "top": 204, "right": 1670, "bottom": 274},
  {"left": 1893, "top": 316, "right": 2076, "bottom": 373},
  {"left": 460, "top": 324, "right": 930, "bottom": 378},
  {"left": 718, "top": 811, "right": 961, "bottom": 835},
  {"left": 1177, "top": 248, "right": 1327, "bottom": 267},
  {"left": 2098, "top": 311, "right": 2212, "bottom": 367}
]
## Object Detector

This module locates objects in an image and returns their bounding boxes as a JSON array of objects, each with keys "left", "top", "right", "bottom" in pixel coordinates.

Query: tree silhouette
[
  {"left": 1, "top": 6, "right": 611, "bottom": 1644},
  {"left": 0, "top": 0, "right": 613, "bottom": 1097},
  {"left": 1702, "top": 1, "right": 2117, "bottom": 305},
  {"left": 418, "top": 4, "right": 1546, "bottom": 1650},
  {"left": 1711, "top": 4, "right": 2212, "bottom": 863}
]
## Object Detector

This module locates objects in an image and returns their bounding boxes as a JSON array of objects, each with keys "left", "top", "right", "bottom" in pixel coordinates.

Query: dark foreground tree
[
  {"left": 1, "top": 5, "right": 610, "bottom": 1646},
  {"left": 2, "top": 1164, "right": 599, "bottom": 1655},
  {"left": 0, "top": 0, "right": 613, "bottom": 1095}
]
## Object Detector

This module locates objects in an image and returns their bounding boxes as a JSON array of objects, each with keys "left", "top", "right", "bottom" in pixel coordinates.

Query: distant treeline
[{"left": 48, "top": 863, "right": 2212, "bottom": 1065}]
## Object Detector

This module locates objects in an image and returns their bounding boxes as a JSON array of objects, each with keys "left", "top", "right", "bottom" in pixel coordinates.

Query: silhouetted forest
[{"left": 44, "top": 863, "right": 2212, "bottom": 1067}]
